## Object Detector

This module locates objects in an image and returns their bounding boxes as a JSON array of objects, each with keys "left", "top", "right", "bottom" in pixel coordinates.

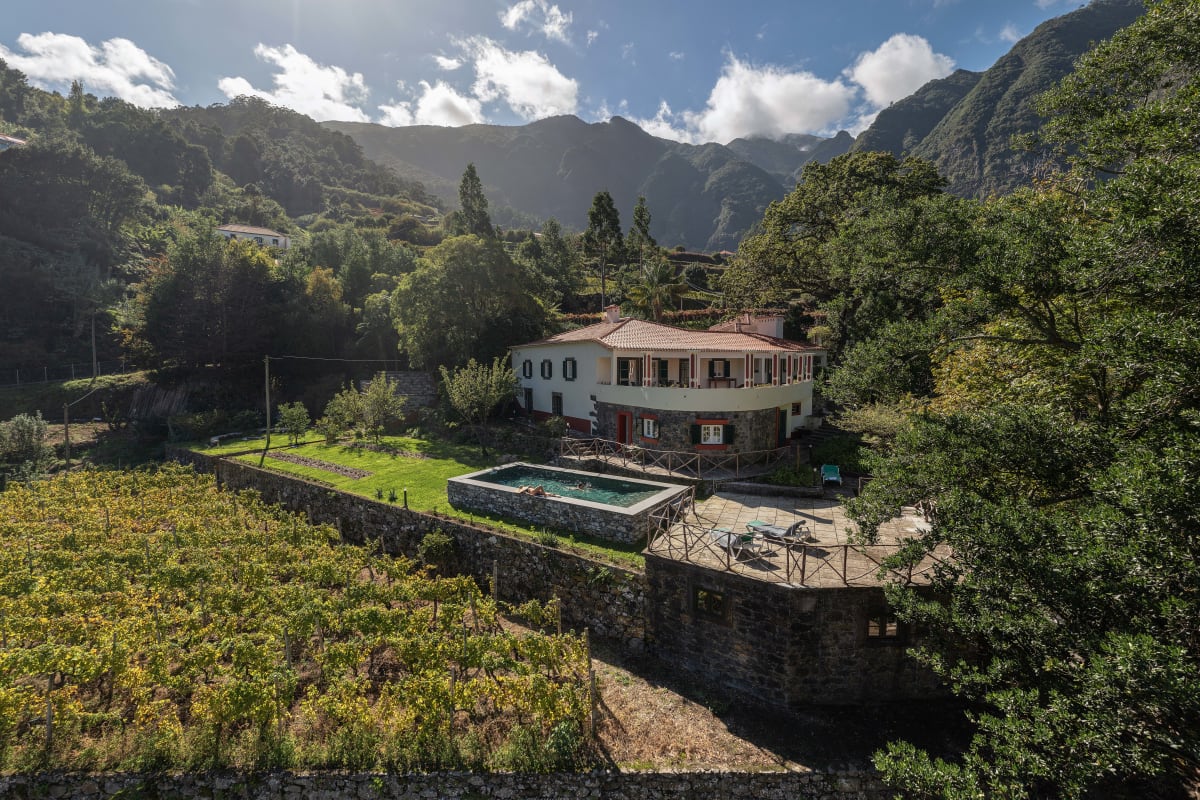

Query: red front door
[{"left": 616, "top": 411, "right": 633, "bottom": 445}]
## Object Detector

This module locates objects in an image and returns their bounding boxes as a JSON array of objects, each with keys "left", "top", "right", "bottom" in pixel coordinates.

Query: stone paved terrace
[{"left": 647, "top": 490, "right": 945, "bottom": 588}]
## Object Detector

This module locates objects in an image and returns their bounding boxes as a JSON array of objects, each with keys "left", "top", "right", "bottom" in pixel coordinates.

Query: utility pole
[{"left": 259, "top": 356, "right": 271, "bottom": 467}]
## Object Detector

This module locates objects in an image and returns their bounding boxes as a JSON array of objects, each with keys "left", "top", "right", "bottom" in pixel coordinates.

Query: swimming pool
[
  {"left": 447, "top": 463, "right": 689, "bottom": 544},
  {"left": 475, "top": 464, "right": 664, "bottom": 507}
]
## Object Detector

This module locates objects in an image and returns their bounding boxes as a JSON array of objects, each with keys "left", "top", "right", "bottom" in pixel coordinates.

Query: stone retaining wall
[
  {"left": 645, "top": 554, "right": 945, "bottom": 708},
  {"left": 0, "top": 769, "right": 890, "bottom": 799},
  {"left": 169, "top": 448, "right": 647, "bottom": 650}
]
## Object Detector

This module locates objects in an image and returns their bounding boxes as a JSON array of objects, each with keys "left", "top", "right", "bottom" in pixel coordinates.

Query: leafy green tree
[
  {"left": 391, "top": 235, "right": 545, "bottom": 369},
  {"left": 625, "top": 256, "right": 687, "bottom": 322},
  {"left": 723, "top": 152, "right": 946, "bottom": 308},
  {"left": 450, "top": 163, "right": 495, "bottom": 238},
  {"left": 582, "top": 190, "right": 624, "bottom": 310},
  {"left": 275, "top": 401, "right": 310, "bottom": 445},
  {"left": 855, "top": 4, "right": 1200, "bottom": 795},
  {"left": 516, "top": 218, "right": 581, "bottom": 307},
  {"left": 439, "top": 357, "right": 517, "bottom": 456},
  {"left": 626, "top": 195, "right": 657, "bottom": 265},
  {"left": 131, "top": 230, "right": 282, "bottom": 374},
  {"left": 317, "top": 385, "right": 361, "bottom": 443},
  {"left": 360, "top": 372, "right": 407, "bottom": 442}
]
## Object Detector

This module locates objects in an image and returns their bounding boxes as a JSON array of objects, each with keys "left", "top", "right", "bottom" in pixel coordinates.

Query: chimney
[
  {"left": 603, "top": 305, "right": 621, "bottom": 324},
  {"left": 755, "top": 315, "right": 784, "bottom": 338}
]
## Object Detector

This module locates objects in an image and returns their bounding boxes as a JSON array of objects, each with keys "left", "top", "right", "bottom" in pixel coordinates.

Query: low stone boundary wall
[
  {"left": 168, "top": 448, "right": 647, "bottom": 650},
  {"left": 718, "top": 480, "right": 824, "bottom": 498},
  {"left": 0, "top": 769, "right": 890, "bottom": 799}
]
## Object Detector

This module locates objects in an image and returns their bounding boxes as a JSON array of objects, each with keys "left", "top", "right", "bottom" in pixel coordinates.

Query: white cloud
[
  {"left": 669, "top": 51, "right": 685, "bottom": 61},
  {"left": 0, "top": 32, "right": 178, "bottom": 107},
  {"left": 500, "top": 0, "right": 572, "bottom": 43},
  {"left": 433, "top": 55, "right": 463, "bottom": 71},
  {"left": 682, "top": 55, "right": 857, "bottom": 142},
  {"left": 464, "top": 37, "right": 577, "bottom": 120},
  {"left": 219, "top": 44, "right": 370, "bottom": 122},
  {"left": 999, "top": 23, "right": 1023, "bottom": 44},
  {"left": 378, "top": 79, "right": 485, "bottom": 127},
  {"left": 586, "top": 30, "right": 599, "bottom": 46},
  {"left": 845, "top": 33, "right": 954, "bottom": 108},
  {"left": 626, "top": 101, "right": 692, "bottom": 142},
  {"left": 1035, "top": 0, "right": 1075, "bottom": 8}
]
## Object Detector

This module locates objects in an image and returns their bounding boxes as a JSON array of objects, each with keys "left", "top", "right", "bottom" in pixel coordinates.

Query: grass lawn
[{"left": 190, "top": 434, "right": 646, "bottom": 569}]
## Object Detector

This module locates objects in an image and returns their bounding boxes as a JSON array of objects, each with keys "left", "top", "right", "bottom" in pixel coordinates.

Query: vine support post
[
  {"left": 259, "top": 355, "right": 271, "bottom": 467},
  {"left": 63, "top": 403, "right": 70, "bottom": 469}
]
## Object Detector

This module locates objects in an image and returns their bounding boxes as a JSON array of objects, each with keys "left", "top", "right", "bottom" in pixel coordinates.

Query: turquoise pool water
[{"left": 480, "top": 465, "right": 662, "bottom": 508}]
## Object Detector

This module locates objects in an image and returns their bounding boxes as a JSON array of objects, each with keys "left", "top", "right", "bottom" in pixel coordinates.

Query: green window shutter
[
  {"left": 707, "top": 360, "right": 715, "bottom": 378},
  {"left": 723, "top": 359, "right": 731, "bottom": 377},
  {"left": 657, "top": 359, "right": 669, "bottom": 384},
  {"left": 724, "top": 425, "right": 736, "bottom": 444},
  {"left": 619, "top": 360, "right": 630, "bottom": 383},
  {"left": 690, "top": 424, "right": 701, "bottom": 444}
]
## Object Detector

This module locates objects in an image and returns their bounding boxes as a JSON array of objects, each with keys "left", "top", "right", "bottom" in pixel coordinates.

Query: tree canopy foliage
[
  {"left": 391, "top": 235, "right": 546, "bottom": 370},
  {"left": 823, "top": 2, "right": 1200, "bottom": 795}
]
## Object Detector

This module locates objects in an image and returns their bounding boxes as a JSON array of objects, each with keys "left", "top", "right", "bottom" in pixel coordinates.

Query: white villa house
[
  {"left": 511, "top": 307, "right": 826, "bottom": 455},
  {"left": 216, "top": 224, "right": 291, "bottom": 250}
]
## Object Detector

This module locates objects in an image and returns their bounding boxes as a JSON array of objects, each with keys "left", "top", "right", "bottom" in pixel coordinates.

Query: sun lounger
[
  {"left": 745, "top": 519, "right": 812, "bottom": 543},
  {"left": 820, "top": 464, "right": 842, "bottom": 485},
  {"left": 709, "top": 528, "right": 763, "bottom": 559}
]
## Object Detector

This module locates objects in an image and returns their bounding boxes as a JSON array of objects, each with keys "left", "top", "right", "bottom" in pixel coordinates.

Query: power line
[{"left": 268, "top": 355, "right": 403, "bottom": 364}]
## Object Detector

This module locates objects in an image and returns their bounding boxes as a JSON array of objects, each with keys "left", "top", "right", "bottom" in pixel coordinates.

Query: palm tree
[{"left": 626, "top": 257, "right": 688, "bottom": 322}]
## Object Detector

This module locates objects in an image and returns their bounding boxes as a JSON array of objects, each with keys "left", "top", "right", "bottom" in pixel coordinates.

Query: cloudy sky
[{"left": 1, "top": 0, "right": 1089, "bottom": 143}]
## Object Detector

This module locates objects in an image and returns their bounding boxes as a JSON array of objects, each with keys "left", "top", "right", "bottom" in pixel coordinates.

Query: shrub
[
  {"left": 276, "top": 401, "right": 310, "bottom": 445},
  {"left": 763, "top": 465, "right": 818, "bottom": 487},
  {"left": 168, "top": 409, "right": 260, "bottom": 443},
  {"left": 811, "top": 435, "right": 867, "bottom": 474},
  {"left": 417, "top": 530, "right": 456, "bottom": 574},
  {"left": 0, "top": 412, "right": 51, "bottom": 475}
]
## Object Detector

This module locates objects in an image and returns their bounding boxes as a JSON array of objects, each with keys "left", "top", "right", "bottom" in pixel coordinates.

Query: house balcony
[{"left": 594, "top": 381, "right": 809, "bottom": 413}]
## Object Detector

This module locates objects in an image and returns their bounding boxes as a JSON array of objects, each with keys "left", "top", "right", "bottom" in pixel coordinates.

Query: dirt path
[{"left": 589, "top": 639, "right": 967, "bottom": 772}]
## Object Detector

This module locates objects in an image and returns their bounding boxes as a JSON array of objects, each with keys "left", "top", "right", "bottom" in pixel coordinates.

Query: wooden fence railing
[
  {"left": 560, "top": 437, "right": 792, "bottom": 479},
  {"left": 644, "top": 517, "right": 949, "bottom": 587}
]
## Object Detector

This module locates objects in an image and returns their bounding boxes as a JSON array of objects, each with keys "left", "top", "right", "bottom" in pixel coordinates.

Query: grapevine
[{"left": 0, "top": 466, "right": 591, "bottom": 771}]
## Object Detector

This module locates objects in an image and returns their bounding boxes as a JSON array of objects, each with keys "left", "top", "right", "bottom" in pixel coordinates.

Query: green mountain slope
[
  {"left": 325, "top": 115, "right": 790, "bottom": 250},
  {"left": 857, "top": 0, "right": 1144, "bottom": 197},
  {"left": 852, "top": 69, "right": 982, "bottom": 158}
]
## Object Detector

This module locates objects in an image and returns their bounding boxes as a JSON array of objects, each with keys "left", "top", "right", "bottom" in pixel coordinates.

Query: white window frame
[
  {"left": 700, "top": 424, "right": 723, "bottom": 445},
  {"left": 642, "top": 417, "right": 659, "bottom": 439}
]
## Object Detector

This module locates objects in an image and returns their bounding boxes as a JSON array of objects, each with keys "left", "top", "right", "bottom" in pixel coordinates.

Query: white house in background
[
  {"left": 216, "top": 224, "right": 290, "bottom": 250},
  {"left": 510, "top": 307, "right": 826, "bottom": 455}
]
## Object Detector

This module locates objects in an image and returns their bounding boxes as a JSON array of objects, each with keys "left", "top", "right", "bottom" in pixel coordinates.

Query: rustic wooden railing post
[{"left": 842, "top": 545, "right": 850, "bottom": 585}]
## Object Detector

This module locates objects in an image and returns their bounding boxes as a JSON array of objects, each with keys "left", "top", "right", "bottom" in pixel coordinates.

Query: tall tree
[
  {"left": 627, "top": 195, "right": 656, "bottom": 266},
  {"left": 391, "top": 234, "right": 545, "bottom": 369},
  {"left": 582, "top": 190, "right": 623, "bottom": 310},
  {"left": 440, "top": 357, "right": 517, "bottom": 456},
  {"left": 516, "top": 217, "right": 581, "bottom": 307},
  {"left": 854, "top": 3, "right": 1200, "bottom": 796},
  {"left": 452, "top": 163, "right": 495, "bottom": 239}
]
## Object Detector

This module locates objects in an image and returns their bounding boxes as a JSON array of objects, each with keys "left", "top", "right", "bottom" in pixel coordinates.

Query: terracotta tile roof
[
  {"left": 519, "top": 318, "right": 820, "bottom": 352},
  {"left": 217, "top": 224, "right": 286, "bottom": 238}
]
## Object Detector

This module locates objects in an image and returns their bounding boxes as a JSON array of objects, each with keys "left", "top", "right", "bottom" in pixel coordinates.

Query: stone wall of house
[
  {"left": 0, "top": 769, "right": 890, "bottom": 799},
  {"left": 644, "top": 553, "right": 945, "bottom": 708},
  {"left": 170, "top": 449, "right": 647, "bottom": 649},
  {"left": 595, "top": 402, "right": 784, "bottom": 454}
]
